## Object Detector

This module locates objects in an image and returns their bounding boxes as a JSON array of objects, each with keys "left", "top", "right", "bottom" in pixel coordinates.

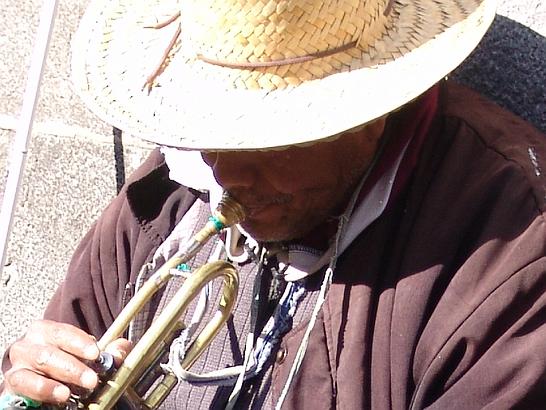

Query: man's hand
[{"left": 3, "top": 320, "right": 131, "bottom": 404}]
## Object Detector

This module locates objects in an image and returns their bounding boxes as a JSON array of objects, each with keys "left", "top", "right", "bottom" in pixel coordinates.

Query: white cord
[
  {"left": 275, "top": 267, "right": 334, "bottom": 409},
  {"left": 274, "top": 124, "right": 393, "bottom": 408},
  {"left": 225, "top": 333, "right": 255, "bottom": 409},
  {"left": 276, "top": 215, "right": 350, "bottom": 409}
]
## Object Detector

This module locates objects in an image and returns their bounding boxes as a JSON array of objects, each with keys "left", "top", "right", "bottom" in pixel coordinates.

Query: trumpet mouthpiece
[{"left": 214, "top": 192, "right": 246, "bottom": 228}]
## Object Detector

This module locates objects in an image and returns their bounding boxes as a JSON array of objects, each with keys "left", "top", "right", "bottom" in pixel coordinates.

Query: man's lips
[
  {"left": 245, "top": 203, "right": 279, "bottom": 218},
  {"left": 242, "top": 198, "right": 295, "bottom": 220}
]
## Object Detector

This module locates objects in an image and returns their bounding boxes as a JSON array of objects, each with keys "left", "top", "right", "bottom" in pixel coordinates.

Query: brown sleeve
[{"left": 408, "top": 88, "right": 546, "bottom": 409}]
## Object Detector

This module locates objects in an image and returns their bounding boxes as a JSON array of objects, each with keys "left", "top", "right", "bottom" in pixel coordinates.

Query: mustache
[{"left": 229, "top": 191, "right": 292, "bottom": 208}]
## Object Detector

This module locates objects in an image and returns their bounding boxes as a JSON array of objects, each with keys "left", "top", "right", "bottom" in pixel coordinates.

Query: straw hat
[{"left": 72, "top": 0, "right": 496, "bottom": 151}]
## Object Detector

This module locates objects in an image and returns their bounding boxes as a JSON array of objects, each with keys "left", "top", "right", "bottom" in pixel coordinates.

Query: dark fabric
[{"left": 3, "top": 80, "right": 546, "bottom": 409}]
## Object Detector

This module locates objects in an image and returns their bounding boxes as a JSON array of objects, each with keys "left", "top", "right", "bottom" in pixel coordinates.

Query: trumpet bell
[{"left": 87, "top": 260, "right": 239, "bottom": 410}]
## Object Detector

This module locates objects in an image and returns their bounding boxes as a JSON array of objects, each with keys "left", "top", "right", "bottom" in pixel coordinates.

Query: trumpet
[{"left": 82, "top": 193, "right": 245, "bottom": 409}]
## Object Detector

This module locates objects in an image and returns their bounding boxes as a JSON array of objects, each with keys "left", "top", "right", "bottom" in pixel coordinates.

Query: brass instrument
[{"left": 84, "top": 193, "right": 245, "bottom": 410}]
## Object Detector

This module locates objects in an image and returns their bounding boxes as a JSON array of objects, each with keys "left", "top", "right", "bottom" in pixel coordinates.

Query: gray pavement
[{"left": 0, "top": 0, "right": 544, "bottom": 383}]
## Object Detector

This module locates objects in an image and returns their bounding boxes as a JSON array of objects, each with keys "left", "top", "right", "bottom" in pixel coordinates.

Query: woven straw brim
[{"left": 71, "top": 0, "right": 496, "bottom": 151}]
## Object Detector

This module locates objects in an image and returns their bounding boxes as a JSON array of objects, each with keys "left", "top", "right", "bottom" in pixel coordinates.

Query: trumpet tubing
[
  {"left": 80, "top": 193, "right": 245, "bottom": 410},
  {"left": 87, "top": 261, "right": 239, "bottom": 409}
]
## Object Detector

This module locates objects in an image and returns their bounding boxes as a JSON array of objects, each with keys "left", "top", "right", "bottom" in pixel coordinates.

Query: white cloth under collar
[{"left": 161, "top": 143, "right": 410, "bottom": 281}]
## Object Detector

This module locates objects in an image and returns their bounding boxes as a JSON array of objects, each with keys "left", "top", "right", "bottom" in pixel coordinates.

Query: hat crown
[
  {"left": 72, "top": 0, "right": 496, "bottom": 149},
  {"left": 180, "top": 0, "right": 392, "bottom": 88}
]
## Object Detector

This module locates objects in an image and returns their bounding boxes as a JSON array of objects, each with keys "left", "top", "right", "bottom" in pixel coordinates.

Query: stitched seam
[
  {"left": 324, "top": 296, "right": 338, "bottom": 407},
  {"left": 447, "top": 115, "right": 546, "bottom": 222}
]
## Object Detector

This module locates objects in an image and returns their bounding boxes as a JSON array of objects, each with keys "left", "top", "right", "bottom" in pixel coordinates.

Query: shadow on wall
[{"left": 453, "top": 14, "right": 545, "bottom": 133}]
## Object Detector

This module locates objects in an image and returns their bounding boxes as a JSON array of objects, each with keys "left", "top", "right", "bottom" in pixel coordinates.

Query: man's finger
[
  {"left": 104, "top": 338, "right": 133, "bottom": 367},
  {"left": 9, "top": 341, "right": 98, "bottom": 390},
  {"left": 4, "top": 367, "right": 71, "bottom": 404},
  {"left": 26, "top": 320, "right": 99, "bottom": 360}
]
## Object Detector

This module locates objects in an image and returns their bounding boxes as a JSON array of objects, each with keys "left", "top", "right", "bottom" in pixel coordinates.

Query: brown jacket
[{"left": 6, "top": 81, "right": 546, "bottom": 409}]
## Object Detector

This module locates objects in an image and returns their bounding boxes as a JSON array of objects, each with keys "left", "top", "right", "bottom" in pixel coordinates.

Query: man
[{"left": 2, "top": 0, "right": 546, "bottom": 408}]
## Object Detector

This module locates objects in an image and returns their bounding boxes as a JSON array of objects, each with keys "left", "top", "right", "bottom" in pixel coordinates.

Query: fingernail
[
  {"left": 53, "top": 384, "right": 71, "bottom": 402},
  {"left": 80, "top": 369, "right": 98, "bottom": 389},
  {"left": 84, "top": 344, "right": 100, "bottom": 360}
]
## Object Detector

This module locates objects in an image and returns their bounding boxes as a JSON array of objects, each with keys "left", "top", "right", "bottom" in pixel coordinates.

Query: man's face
[{"left": 202, "top": 119, "right": 386, "bottom": 242}]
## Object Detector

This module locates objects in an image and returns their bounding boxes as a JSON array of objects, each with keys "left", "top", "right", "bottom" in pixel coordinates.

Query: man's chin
[{"left": 239, "top": 220, "right": 308, "bottom": 243}]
